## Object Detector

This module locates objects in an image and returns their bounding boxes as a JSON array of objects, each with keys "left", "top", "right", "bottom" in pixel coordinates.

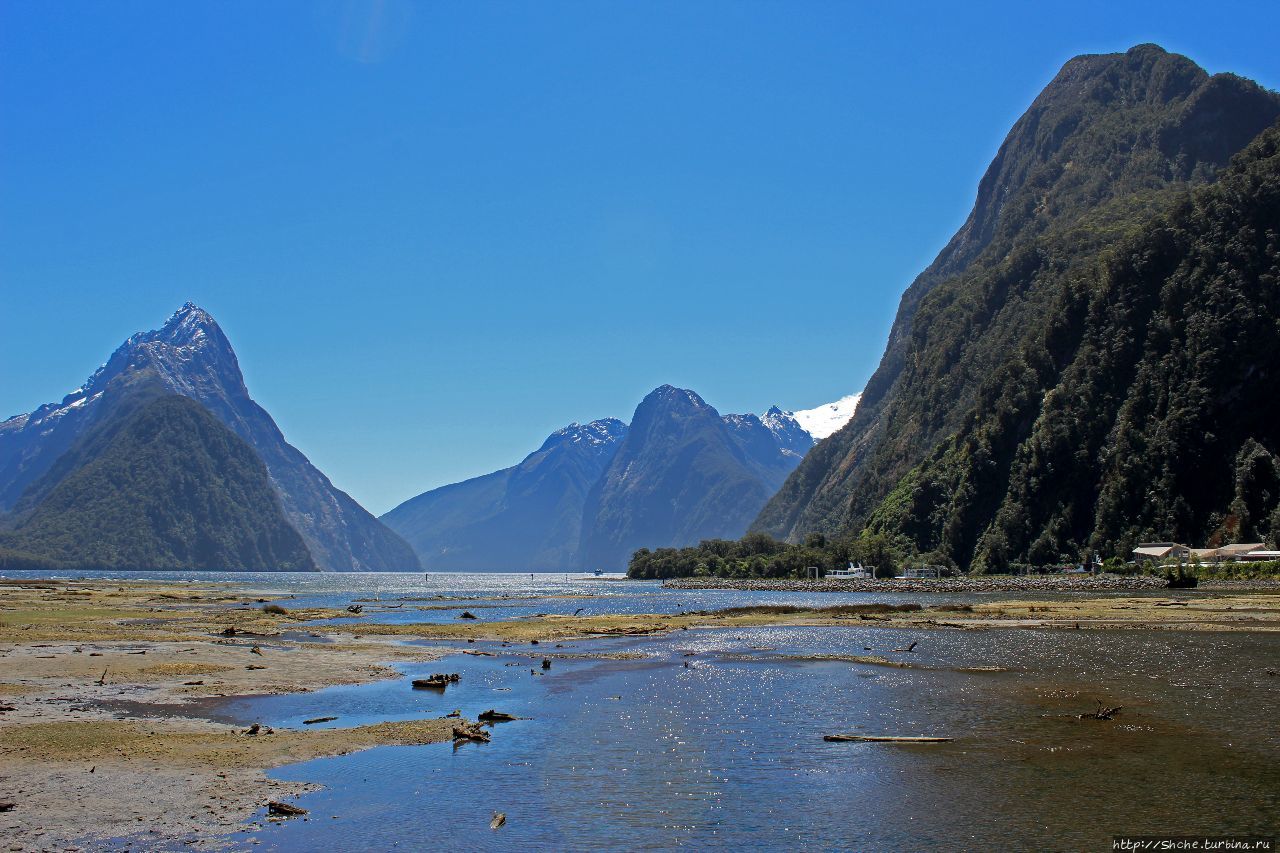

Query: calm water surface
[{"left": 230, "top": 626, "right": 1279, "bottom": 850}]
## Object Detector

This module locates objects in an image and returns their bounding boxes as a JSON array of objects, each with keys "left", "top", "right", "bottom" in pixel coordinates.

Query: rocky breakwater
[{"left": 661, "top": 574, "right": 1172, "bottom": 593}]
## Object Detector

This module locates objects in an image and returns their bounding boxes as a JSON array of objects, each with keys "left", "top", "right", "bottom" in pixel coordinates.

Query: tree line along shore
[{"left": 625, "top": 531, "right": 1280, "bottom": 584}]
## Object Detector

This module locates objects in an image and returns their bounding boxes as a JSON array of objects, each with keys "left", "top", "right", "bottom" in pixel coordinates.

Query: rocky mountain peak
[{"left": 536, "top": 418, "right": 629, "bottom": 454}]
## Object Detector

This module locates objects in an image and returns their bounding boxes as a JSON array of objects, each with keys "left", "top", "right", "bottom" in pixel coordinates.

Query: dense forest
[
  {"left": 884, "top": 121, "right": 1280, "bottom": 571},
  {"left": 747, "top": 46, "right": 1280, "bottom": 573},
  {"left": 627, "top": 531, "right": 902, "bottom": 580}
]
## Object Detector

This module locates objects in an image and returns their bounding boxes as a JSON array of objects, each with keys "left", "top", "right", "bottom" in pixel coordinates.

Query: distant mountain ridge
[
  {"left": 381, "top": 419, "right": 628, "bottom": 571},
  {"left": 384, "top": 386, "right": 831, "bottom": 571},
  {"left": 0, "top": 304, "right": 418, "bottom": 571}
]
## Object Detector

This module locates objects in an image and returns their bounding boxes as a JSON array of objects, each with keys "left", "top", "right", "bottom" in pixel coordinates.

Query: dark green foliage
[
  {"left": 1227, "top": 441, "right": 1280, "bottom": 544},
  {"left": 626, "top": 530, "right": 904, "bottom": 580},
  {"left": 0, "top": 394, "right": 315, "bottom": 571},
  {"left": 0, "top": 546, "right": 65, "bottom": 571},
  {"left": 752, "top": 46, "right": 1280, "bottom": 570},
  {"left": 1187, "top": 559, "right": 1280, "bottom": 580},
  {"left": 869, "top": 122, "right": 1280, "bottom": 570}
]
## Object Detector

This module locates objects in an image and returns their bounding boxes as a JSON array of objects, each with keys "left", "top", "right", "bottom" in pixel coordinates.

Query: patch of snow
[{"left": 788, "top": 393, "right": 862, "bottom": 440}]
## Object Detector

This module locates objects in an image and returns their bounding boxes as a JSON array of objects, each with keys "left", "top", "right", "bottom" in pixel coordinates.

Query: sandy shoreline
[{"left": 3, "top": 577, "right": 1279, "bottom": 849}]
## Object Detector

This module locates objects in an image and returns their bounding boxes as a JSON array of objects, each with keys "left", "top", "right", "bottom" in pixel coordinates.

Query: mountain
[
  {"left": 751, "top": 45, "right": 1280, "bottom": 569},
  {"left": 0, "top": 304, "right": 418, "bottom": 571},
  {"left": 386, "top": 387, "right": 814, "bottom": 572},
  {"left": 579, "top": 386, "right": 800, "bottom": 570},
  {"left": 722, "top": 407, "right": 813, "bottom": 491},
  {"left": 788, "top": 394, "right": 861, "bottom": 440},
  {"left": 0, "top": 387, "right": 315, "bottom": 571},
  {"left": 381, "top": 419, "right": 628, "bottom": 571}
]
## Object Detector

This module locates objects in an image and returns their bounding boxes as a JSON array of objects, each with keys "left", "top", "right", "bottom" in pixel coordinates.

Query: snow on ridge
[
  {"left": 541, "top": 417, "right": 628, "bottom": 451},
  {"left": 788, "top": 393, "right": 862, "bottom": 440}
]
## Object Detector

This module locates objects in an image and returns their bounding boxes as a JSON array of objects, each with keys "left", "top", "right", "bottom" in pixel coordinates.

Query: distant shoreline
[{"left": 662, "top": 574, "right": 1193, "bottom": 593}]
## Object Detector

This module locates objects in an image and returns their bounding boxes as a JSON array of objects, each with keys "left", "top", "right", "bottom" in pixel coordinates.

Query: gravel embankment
[{"left": 660, "top": 573, "right": 1173, "bottom": 593}]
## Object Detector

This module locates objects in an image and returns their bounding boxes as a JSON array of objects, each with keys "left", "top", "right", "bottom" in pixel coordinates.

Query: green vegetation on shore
[
  {"left": 626, "top": 533, "right": 1280, "bottom": 581},
  {"left": 628, "top": 532, "right": 901, "bottom": 580}
]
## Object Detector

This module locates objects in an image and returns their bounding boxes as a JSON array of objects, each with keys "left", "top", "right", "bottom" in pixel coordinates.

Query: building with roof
[
  {"left": 1140, "top": 542, "right": 1274, "bottom": 564},
  {"left": 1132, "top": 543, "right": 1190, "bottom": 563}
]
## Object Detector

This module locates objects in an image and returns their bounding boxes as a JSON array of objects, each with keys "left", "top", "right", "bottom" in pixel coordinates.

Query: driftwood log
[
  {"left": 267, "top": 801, "right": 307, "bottom": 817},
  {"left": 478, "top": 709, "right": 518, "bottom": 723},
  {"left": 452, "top": 722, "right": 491, "bottom": 745},
  {"left": 1079, "top": 701, "right": 1123, "bottom": 720}
]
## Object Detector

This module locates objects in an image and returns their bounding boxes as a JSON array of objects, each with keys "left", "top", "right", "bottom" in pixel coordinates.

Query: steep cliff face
[
  {"left": 0, "top": 305, "right": 418, "bottom": 571},
  {"left": 859, "top": 122, "right": 1280, "bottom": 567},
  {"left": 382, "top": 419, "right": 628, "bottom": 571},
  {"left": 753, "top": 45, "right": 1280, "bottom": 560}
]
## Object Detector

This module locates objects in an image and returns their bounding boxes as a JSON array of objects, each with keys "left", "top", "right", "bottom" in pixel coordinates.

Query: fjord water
[{"left": 118, "top": 573, "right": 1273, "bottom": 852}]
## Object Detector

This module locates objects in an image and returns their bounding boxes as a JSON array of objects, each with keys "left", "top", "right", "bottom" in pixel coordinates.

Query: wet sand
[
  {"left": 2, "top": 578, "right": 1278, "bottom": 849},
  {"left": 0, "top": 580, "right": 459, "bottom": 849}
]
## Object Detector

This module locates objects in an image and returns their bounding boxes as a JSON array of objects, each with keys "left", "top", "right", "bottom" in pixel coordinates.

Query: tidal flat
[{"left": 0, "top": 573, "right": 1277, "bottom": 849}]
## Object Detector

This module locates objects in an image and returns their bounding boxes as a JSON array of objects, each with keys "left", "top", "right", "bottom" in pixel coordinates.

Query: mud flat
[{"left": 0, "top": 579, "right": 459, "bottom": 850}]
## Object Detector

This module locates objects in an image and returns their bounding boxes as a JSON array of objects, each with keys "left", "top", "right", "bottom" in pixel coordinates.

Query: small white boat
[{"left": 827, "top": 562, "right": 873, "bottom": 579}]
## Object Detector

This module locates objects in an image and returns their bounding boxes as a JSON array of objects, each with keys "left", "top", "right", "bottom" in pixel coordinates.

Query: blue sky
[{"left": 3, "top": 1, "right": 1279, "bottom": 514}]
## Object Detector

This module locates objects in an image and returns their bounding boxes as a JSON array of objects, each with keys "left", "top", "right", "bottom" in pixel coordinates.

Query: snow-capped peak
[
  {"left": 787, "top": 393, "right": 862, "bottom": 440},
  {"left": 0, "top": 304, "right": 239, "bottom": 449},
  {"left": 537, "top": 418, "right": 629, "bottom": 453}
]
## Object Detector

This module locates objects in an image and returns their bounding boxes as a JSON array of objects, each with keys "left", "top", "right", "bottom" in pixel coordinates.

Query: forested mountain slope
[
  {"left": 752, "top": 45, "right": 1280, "bottom": 569},
  {"left": 0, "top": 389, "right": 315, "bottom": 571}
]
